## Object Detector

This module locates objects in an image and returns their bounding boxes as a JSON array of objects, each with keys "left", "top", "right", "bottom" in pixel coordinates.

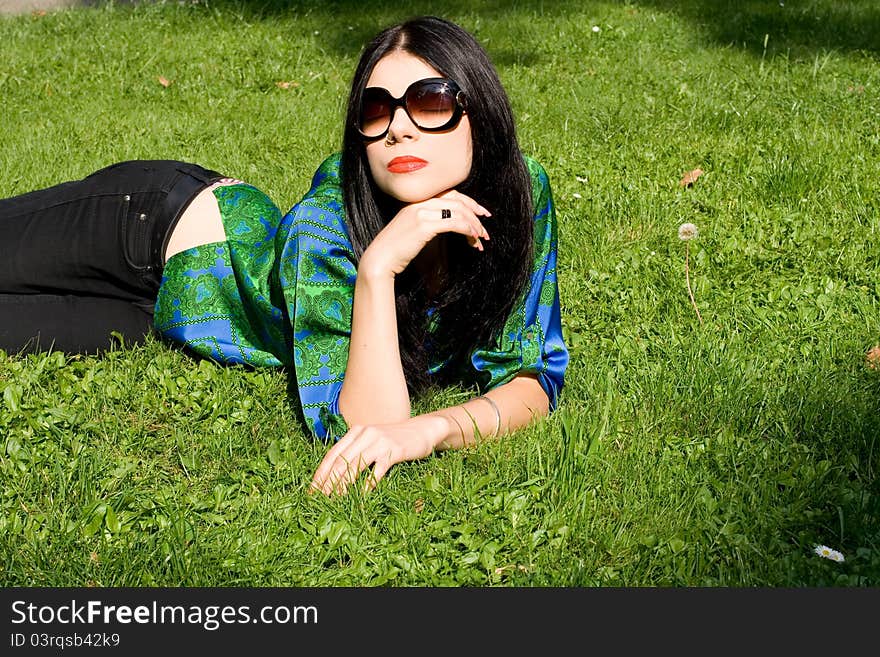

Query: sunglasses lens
[
  {"left": 407, "top": 83, "right": 456, "bottom": 129},
  {"left": 359, "top": 88, "right": 392, "bottom": 138},
  {"left": 358, "top": 80, "right": 462, "bottom": 138}
]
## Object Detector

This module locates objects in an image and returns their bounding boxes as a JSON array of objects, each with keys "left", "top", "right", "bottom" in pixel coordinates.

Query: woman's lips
[{"left": 387, "top": 156, "right": 428, "bottom": 173}]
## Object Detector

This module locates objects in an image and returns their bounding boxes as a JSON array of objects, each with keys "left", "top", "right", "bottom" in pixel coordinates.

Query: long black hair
[{"left": 341, "top": 16, "right": 534, "bottom": 393}]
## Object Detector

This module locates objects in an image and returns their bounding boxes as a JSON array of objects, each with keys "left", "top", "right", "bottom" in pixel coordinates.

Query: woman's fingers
[
  {"left": 309, "top": 420, "right": 437, "bottom": 496},
  {"left": 440, "top": 193, "right": 491, "bottom": 242},
  {"left": 422, "top": 206, "right": 484, "bottom": 250},
  {"left": 416, "top": 200, "right": 489, "bottom": 249},
  {"left": 314, "top": 455, "right": 363, "bottom": 495},
  {"left": 310, "top": 428, "right": 384, "bottom": 496},
  {"left": 309, "top": 429, "right": 360, "bottom": 494},
  {"left": 439, "top": 189, "right": 492, "bottom": 219},
  {"left": 365, "top": 459, "right": 392, "bottom": 492},
  {"left": 310, "top": 427, "right": 403, "bottom": 496}
]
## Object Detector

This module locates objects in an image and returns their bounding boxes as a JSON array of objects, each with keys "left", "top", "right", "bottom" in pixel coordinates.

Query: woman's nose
[{"left": 385, "top": 105, "right": 418, "bottom": 143}]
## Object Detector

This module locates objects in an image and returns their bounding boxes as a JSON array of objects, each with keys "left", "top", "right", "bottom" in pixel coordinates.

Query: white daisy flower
[
  {"left": 678, "top": 223, "right": 698, "bottom": 241},
  {"left": 813, "top": 544, "right": 845, "bottom": 562}
]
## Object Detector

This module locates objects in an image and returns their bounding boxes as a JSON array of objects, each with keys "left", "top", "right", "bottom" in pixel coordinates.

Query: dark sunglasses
[{"left": 358, "top": 77, "right": 467, "bottom": 140}]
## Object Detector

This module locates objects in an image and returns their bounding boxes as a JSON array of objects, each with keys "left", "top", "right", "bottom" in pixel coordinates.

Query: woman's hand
[
  {"left": 314, "top": 375, "right": 550, "bottom": 496},
  {"left": 358, "top": 190, "right": 491, "bottom": 280},
  {"left": 309, "top": 415, "right": 450, "bottom": 496}
]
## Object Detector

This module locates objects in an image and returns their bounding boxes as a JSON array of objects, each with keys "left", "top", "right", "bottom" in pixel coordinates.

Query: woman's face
[{"left": 364, "top": 51, "right": 473, "bottom": 204}]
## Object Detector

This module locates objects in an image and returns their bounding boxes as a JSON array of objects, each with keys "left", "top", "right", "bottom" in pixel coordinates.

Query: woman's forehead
[{"left": 366, "top": 51, "right": 442, "bottom": 95}]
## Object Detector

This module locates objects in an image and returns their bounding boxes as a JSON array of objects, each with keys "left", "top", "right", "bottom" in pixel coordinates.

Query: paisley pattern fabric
[
  {"left": 154, "top": 184, "right": 289, "bottom": 367},
  {"left": 154, "top": 153, "right": 568, "bottom": 442},
  {"left": 468, "top": 157, "right": 568, "bottom": 409}
]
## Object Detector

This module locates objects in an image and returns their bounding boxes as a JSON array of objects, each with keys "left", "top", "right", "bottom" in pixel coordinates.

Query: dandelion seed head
[{"left": 678, "top": 223, "right": 698, "bottom": 241}]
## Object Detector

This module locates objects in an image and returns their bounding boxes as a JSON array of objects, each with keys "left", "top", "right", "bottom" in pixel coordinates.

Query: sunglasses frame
[{"left": 357, "top": 77, "right": 467, "bottom": 141}]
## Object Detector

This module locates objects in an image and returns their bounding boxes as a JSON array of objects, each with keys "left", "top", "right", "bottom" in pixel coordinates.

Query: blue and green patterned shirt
[{"left": 154, "top": 153, "right": 568, "bottom": 441}]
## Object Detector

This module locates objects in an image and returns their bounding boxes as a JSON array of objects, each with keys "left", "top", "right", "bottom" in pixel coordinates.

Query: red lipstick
[{"left": 387, "top": 156, "right": 428, "bottom": 173}]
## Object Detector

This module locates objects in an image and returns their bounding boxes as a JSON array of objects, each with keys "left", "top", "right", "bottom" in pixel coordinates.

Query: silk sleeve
[
  {"left": 154, "top": 184, "right": 288, "bottom": 367},
  {"left": 468, "top": 157, "right": 569, "bottom": 409},
  {"left": 277, "top": 154, "right": 354, "bottom": 441}
]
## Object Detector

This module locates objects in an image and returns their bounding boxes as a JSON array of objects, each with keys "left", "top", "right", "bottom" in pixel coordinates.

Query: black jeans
[{"left": 0, "top": 160, "right": 223, "bottom": 355}]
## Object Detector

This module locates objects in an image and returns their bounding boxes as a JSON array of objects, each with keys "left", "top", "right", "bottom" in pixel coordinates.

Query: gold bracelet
[{"left": 477, "top": 395, "right": 502, "bottom": 438}]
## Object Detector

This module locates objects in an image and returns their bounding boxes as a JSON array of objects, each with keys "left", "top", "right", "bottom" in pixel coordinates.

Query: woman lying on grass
[{"left": 0, "top": 16, "right": 568, "bottom": 495}]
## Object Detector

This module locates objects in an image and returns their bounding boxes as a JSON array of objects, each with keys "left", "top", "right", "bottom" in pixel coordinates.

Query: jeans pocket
[{"left": 120, "top": 196, "right": 154, "bottom": 272}]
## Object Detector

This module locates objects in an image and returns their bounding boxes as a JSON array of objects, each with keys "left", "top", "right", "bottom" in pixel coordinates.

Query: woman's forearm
[
  {"left": 426, "top": 373, "right": 550, "bottom": 451},
  {"left": 338, "top": 270, "right": 411, "bottom": 424},
  {"left": 312, "top": 373, "right": 550, "bottom": 497}
]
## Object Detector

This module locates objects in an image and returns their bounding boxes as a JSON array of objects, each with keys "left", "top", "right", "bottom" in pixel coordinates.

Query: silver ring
[{"left": 441, "top": 208, "right": 452, "bottom": 219}]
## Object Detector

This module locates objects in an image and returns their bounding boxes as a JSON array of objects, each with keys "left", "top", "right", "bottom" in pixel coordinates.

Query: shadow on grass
[
  {"left": 784, "top": 362, "right": 880, "bottom": 455},
  {"left": 196, "top": 0, "right": 880, "bottom": 59},
  {"left": 195, "top": 0, "right": 561, "bottom": 64},
  {"left": 74, "top": 0, "right": 880, "bottom": 62},
  {"left": 778, "top": 362, "right": 880, "bottom": 550},
  {"left": 637, "top": 0, "right": 880, "bottom": 58}
]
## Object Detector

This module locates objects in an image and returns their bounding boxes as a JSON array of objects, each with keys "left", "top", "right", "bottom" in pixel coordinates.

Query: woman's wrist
[
  {"left": 421, "top": 411, "right": 469, "bottom": 452},
  {"left": 357, "top": 250, "right": 396, "bottom": 282},
  {"left": 402, "top": 413, "right": 459, "bottom": 452}
]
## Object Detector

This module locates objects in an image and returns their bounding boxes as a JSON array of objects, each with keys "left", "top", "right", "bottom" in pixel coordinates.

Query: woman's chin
[
  {"left": 384, "top": 181, "right": 461, "bottom": 205},
  {"left": 387, "top": 190, "right": 440, "bottom": 204}
]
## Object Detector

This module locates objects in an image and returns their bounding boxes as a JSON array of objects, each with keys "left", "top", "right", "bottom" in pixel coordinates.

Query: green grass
[{"left": 1, "top": 0, "right": 878, "bottom": 586}]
